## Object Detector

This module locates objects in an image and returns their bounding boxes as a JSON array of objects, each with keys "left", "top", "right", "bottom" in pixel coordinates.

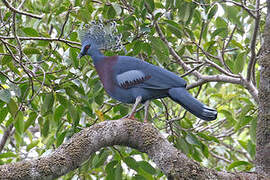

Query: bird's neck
[{"left": 89, "top": 49, "right": 105, "bottom": 63}]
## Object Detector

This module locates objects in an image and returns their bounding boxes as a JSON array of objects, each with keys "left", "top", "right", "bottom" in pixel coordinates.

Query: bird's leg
[
  {"left": 128, "top": 96, "right": 142, "bottom": 120},
  {"left": 143, "top": 100, "right": 150, "bottom": 123}
]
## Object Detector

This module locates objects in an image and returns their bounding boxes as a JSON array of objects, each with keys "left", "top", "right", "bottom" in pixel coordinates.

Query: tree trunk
[
  {"left": 0, "top": 119, "right": 264, "bottom": 180},
  {"left": 256, "top": 0, "right": 270, "bottom": 176}
]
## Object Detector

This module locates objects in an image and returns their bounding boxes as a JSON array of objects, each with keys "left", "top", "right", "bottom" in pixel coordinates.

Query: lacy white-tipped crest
[{"left": 79, "top": 21, "right": 122, "bottom": 51}]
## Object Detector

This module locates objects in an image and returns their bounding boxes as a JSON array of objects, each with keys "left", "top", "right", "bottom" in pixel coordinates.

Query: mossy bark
[{"left": 256, "top": 0, "right": 270, "bottom": 175}]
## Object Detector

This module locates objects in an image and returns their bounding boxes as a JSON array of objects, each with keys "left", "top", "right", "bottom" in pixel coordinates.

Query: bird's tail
[{"left": 168, "top": 87, "right": 217, "bottom": 121}]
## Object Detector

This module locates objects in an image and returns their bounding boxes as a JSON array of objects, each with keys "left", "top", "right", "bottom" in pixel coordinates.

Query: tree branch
[
  {"left": 0, "top": 125, "right": 13, "bottom": 152},
  {"left": 154, "top": 22, "right": 259, "bottom": 103},
  {"left": 0, "top": 36, "right": 80, "bottom": 48},
  {"left": 0, "top": 119, "right": 263, "bottom": 179},
  {"left": 1, "top": 0, "right": 43, "bottom": 19},
  {"left": 247, "top": 0, "right": 261, "bottom": 82}
]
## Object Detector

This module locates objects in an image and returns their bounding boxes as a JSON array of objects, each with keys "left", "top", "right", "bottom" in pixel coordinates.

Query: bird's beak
[{"left": 77, "top": 52, "right": 83, "bottom": 59}]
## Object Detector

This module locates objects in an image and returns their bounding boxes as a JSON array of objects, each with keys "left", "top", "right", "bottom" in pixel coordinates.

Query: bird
[{"left": 77, "top": 22, "right": 217, "bottom": 122}]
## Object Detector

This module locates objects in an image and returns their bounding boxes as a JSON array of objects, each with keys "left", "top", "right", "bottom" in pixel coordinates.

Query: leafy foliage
[{"left": 0, "top": 0, "right": 264, "bottom": 178}]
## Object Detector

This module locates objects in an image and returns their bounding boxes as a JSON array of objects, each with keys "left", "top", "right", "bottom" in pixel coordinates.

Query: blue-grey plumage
[
  {"left": 78, "top": 44, "right": 217, "bottom": 121},
  {"left": 77, "top": 22, "right": 217, "bottom": 121}
]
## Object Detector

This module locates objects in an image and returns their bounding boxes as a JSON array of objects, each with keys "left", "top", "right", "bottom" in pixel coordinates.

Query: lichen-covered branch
[{"left": 0, "top": 119, "right": 262, "bottom": 179}]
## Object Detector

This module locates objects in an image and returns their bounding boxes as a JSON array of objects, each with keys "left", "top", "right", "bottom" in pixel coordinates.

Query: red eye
[{"left": 85, "top": 45, "right": 90, "bottom": 51}]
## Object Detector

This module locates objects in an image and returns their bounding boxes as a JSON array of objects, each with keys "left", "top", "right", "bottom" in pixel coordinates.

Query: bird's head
[
  {"left": 77, "top": 41, "right": 97, "bottom": 58},
  {"left": 78, "top": 21, "right": 122, "bottom": 59}
]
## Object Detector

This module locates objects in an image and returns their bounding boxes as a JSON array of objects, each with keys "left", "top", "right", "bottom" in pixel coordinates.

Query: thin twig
[
  {"left": 181, "top": 62, "right": 206, "bottom": 78},
  {"left": 58, "top": 6, "right": 72, "bottom": 39},
  {"left": 12, "top": 12, "right": 23, "bottom": 61},
  {"left": 0, "top": 36, "right": 80, "bottom": 47},
  {"left": 224, "top": 25, "right": 237, "bottom": 50}
]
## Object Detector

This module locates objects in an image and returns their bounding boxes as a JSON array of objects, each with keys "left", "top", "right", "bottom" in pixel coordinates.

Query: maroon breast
[{"left": 95, "top": 56, "right": 118, "bottom": 93}]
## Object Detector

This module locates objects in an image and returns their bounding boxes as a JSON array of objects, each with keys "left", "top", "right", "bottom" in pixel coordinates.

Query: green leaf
[
  {"left": 69, "top": 32, "right": 78, "bottom": 41},
  {"left": 0, "top": 107, "right": 8, "bottom": 124},
  {"left": 138, "top": 161, "right": 156, "bottom": 175},
  {"left": 144, "top": 0, "right": 155, "bottom": 12},
  {"left": 22, "top": 27, "right": 39, "bottom": 37},
  {"left": 247, "top": 140, "right": 256, "bottom": 158},
  {"left": 211, "top": 28, "right": 227, "bottom": 39},
  {"left": 238, "top": 140, "right": 247, "bottom": 150},
  {"left": 41, "top": 93, "right": 54, "bottom": 116},
  {"left": 0, "top": 152, "right": 17, "bottom": 158},
  {"left": 164, "top": 20, "right": 182, "bottom": 38},
  {"left": 133, "top": 41, "right": 142, "bottom": 55},
  {"left": 105, "top": 160, "right": 118, "bottom": 179},
  {"left": 149, "top": 36, "right": 169, "bottom": 62},
  {"left": 7, "top": 61, "right": 21, "bottom": 76},
  {"left": 123, "top": 156, "right": 139, "bottom": 171},
  {"left": 56, "top": 131, "right": 67, "bottom": 147},
  {"left": 107, "top": 6, "right": 117, "bottom": 19},
  {"left": 233, "top": 52, "right": 246, "bottom": 74},
  {"left": 14, "top": 111, "right": 24, "bottom": 135},
  {"left": 133, "top": 175, "right": 147, "bottom": 180},
  {"left": 197, "top": 132, "right": 219, "bottom": 143},
  {"left": 41, "top": 116, "right": 50, "bottom": 137},
  {"left": 56, "top": 94, "right": 68, "bottom": 107},
  {"left": 79, "top": 8, "right": 91, "bottom": 23},
  {"left": 92, "top": 150, "right": 109, "bottom": 168},
  {"left": 235, "top": 116, "right": 253, "bottom": 132},
  {"left": 7, "top": 99, "right": 18, "bottom": 118},
  {"left": 176, "top": 137, "right": 191, "bottom": 154},
  {"left": 0, "top": 89, "right": 11, "bottom": 103},
  {"left": 177, "top": 1, "right": 191, "bottom": 22},
  {"left": 192, "top": 148, "right": 202, "bottom": 162},
  {"left": 207, "top": 4, "right": 218, "bottom": 20},
  {"left": 115, "top": 163, "right": 123, "bottom": 179},
  {"left": 23, "top": 47, "right": 41, "bottom": 55},
  {"left": 227, "top": 161, "right": 251, "bottom": 170},
  {"left": 250, "top": 117, "right": 257, "bottom": 143},
  {"left": 216, "top": 17, "right": 228, "bottom": 29},
  {"left": 152, "top": 99, "right": 163, "bottom": 108},
  {"left": 81, "top": 105, "right": 93, "bottom": 117},
  {"left": 142, "top": 43, "right": 152, "bottom": 56},
  {"left": 219, "top": 109, "right": 235, "bottom": 125},
  {"left": 201, "top": 143, "right": 209, "bottom": 158},
  {"left": 26, "top": 140, "right": 39, "bottom": 151},
  {"left": 54, "top": 105, "right": 66, "bottom": 124},
  {"left": 225, "top": 6, "right": 241, "bottom": 25},
  {"left": 68, "top": 103, "right": 79, "bottom": 126},
  {"left": 24, "top": 112, "right": 37, "bottom": 132},
  {"left": 70, "top": 48, "right": 79, "bottom": 68},
  {"left": 185, "top": 133, "right": 202, "bottom": 146}
]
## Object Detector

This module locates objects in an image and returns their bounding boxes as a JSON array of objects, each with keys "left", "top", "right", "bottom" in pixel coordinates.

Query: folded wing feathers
[{"left": 116, "top": 70, "right": 151, "bottom": 89}]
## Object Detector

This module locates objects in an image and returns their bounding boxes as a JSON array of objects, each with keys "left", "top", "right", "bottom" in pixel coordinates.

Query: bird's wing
[
  {"left": 114, "top": 56, "right": 187, "bottom": 90},
  {"left": 116, "top": 70, "right": 151, "bottom": 89}
]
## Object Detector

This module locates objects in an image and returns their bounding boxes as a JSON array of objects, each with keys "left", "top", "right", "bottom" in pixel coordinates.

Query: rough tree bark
[
  {"left": 256, "top": 0, "right": 270, "bottom": 176},
  {"left": 0, "top": 119, "right": 265, "bottom": 180}
]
